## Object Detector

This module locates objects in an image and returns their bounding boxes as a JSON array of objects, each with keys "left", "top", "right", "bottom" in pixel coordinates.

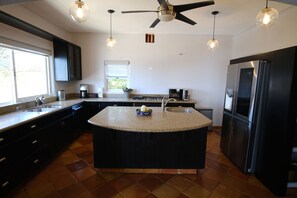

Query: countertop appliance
[
  {"left": 80, "top": 84, "right": 88, "bottom": 98},
  {"left": 220, "top": 60, "right": 268, "bottom": 173},
  {"left": 57, "top": 90, "right": 66, "bottom": 101},
  {"left": 169, "top": 89, "right": 183, "bottom": 100}
]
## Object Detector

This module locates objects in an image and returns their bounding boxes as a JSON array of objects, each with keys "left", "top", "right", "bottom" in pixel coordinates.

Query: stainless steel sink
[
  {"left": 23, "top": 105, "right": 62, "bottom": 112},
  {"left": 165, "top": 107, "right": 193, "bottom": 113}
]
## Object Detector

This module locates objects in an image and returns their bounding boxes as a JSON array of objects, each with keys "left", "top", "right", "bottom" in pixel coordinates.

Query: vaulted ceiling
[{"left": 0, "top": 0, "right": 294, "bottom": 35}]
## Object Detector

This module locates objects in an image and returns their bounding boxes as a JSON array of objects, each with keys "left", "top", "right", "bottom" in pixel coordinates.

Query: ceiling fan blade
[
  {"left": 121, "top": 10, "right": 157, "bottom": 14},
  {"left": 150, "top": 18, "right": 161, "bottom": 28},
  {"left": 174, "top": 1, "right": 214, "bottom": 13},
  {"left": 175, "top": 13, "right": 196, "bottom": 25},
  {"left": 157, "top": 0, "right": 167, "bottom": 5}
]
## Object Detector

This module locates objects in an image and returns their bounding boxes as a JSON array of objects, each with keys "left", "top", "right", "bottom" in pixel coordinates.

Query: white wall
[
  {"left": 72, "top": 33, "right": 233, "bottom": 125},
  {"left": 232, "top": 6, "right": 297, "bottom": 58}
]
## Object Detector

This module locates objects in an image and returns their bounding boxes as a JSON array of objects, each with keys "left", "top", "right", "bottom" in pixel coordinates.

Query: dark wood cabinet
[{"left": 53, "top": 39, "right": 82, "bottom": 81}]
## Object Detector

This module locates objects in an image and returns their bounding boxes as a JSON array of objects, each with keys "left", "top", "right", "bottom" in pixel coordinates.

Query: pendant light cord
[
  {"left": 212, "top": 14, "right": 216, "bottom": 40},
  {"left": 110, "top": 12, "right": 112, "bottom": 38},
  {"left": 265, "top": 0, "right": 268, "bottom": 8}
]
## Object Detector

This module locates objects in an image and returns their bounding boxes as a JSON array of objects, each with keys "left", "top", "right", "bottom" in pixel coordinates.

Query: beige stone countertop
[
  {"left": 0, "top": 99, "right": 83, "bottom": 132},
  {"left": 88, "top": 106, "right": 212, "bottom": 133},
  {"left": 83, "top": 98, "right": 196, "bottom": 104}
]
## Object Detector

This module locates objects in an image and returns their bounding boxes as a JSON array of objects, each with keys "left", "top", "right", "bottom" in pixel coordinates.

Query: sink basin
[
  {"left": 23, "top": 105, "right": 62, "bottom": 112},
  {"left": 166, "top": 107, "right": 193, "bottom": 113}
]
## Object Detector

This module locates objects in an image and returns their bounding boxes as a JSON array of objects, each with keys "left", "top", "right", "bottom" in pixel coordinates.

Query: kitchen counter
[
  {"left": 0, "top": 98, "right": 196, "bottom": 132},
  {"left": 88, "top": 106, "right": 212, "bottom": 132}
]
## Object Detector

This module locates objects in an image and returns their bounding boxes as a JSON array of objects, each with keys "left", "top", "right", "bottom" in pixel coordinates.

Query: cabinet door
[
  {"left": 229, "top": 117, "right": 250, "bottom": 171},
  {"left": 54, "top": 39, "right": 69, "bottom": 81},
  {"left": 68, "top": 44, "right": 82, "bottom": 80},
  {"left": 220, "top": 113, "right": 232, "bottom": 155}
]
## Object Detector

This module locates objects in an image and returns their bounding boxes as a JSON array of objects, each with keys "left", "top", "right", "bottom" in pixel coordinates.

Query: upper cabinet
[{"left": 53, "top": 39, "right": 82, "bottom": 81}]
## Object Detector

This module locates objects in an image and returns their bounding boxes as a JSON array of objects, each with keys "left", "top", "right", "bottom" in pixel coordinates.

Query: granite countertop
[
  {"left": 88, "top": 106, "right": 212, "bottom": 133},
  {"left": 0, "top": 98, "right": 196, "bottom": 132},
  {"left": 0, "top": 99, "right": 83, "bottom": 132}
]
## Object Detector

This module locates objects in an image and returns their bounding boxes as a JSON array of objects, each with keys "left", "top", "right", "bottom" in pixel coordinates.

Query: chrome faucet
[
  {"left": 161, "top": 97, "right": 177, "bottom": 111},
  {"left": 35, "top": 96, "right": 46, "bottom": 106}
]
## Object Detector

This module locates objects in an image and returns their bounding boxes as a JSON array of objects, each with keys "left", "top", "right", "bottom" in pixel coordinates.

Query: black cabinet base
[{"left": 93, "top": 127, "right": 207, "bottom": 169}]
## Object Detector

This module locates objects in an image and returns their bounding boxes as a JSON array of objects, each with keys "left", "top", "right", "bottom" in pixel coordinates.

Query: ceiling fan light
[
  {"left": 158, "top": 5, "right": 176, "bottom": 22},
  {"left": 256, "top": 7, "right": 279, "bottom": 28},
  {"left": 106, "top": 37, "right": 116, "bottom": 47},
  {"left": 69, "top": 0, "right": 90, "bottom": 22},
  {"left": 207, "top": 39, "right": 219, "bottom": 50}
]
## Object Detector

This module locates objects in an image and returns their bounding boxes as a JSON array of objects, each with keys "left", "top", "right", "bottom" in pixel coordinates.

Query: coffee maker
[{"left": 80, "top": 84, "right": 88, "bottom": 98}]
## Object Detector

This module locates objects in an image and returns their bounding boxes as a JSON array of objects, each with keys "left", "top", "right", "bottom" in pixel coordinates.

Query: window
[
  {"left": 104, "top": 61, "right": 130, "bottom": 93},
  {"left": 0, "top": 44, "right": 51, "bottom": 106}
]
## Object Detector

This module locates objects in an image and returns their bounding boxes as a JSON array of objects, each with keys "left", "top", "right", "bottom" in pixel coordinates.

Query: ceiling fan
[{"left": 121, "top": 0, "right": 215, "bottom": 28}]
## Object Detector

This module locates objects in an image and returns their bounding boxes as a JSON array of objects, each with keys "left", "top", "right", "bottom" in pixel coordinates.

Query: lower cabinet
[{"left": 0, "top": 106, "right": 79, "bottom": 197}]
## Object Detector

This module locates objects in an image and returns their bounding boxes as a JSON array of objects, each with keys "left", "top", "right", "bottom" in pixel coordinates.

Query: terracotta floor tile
[
  {"left": 202, "top": 167, "right": 227, "bottom": 183},
  {"left": 100, "top": 172, "right": 123, "bottom": 182},
  {"left": 51, "top": 173, "right": 78, "bottom": 190},
  {"left": 59, "top": 155, "right": 80, "bottom": 165},
  {"left": 72, "top": 167, "right": 97, "bottom": 181},
  {"left": 66, "top": 159, "right": 88, "bottom": 172},
  {"left": 166, "top": 175, "right": 193, "bottom": 192},
  {"left": 109, "top": 174, "right": 134, "bottom": 192},
  {"left": 212, "top": 184, "right": 252, "bottom": 198},
  {"left": 90, "top": 182, "right": 118, "bottom": 198},
  {"left": 183, "top": 183, "right": 211, "bottom": 198},
  {"left": 69, "top": 142, "right": 83, "bottom": 150},
  {"left": 26, "top": 182, "right": 56, "bottom": 198},
  {"left": 81, "top": 174, "right": 107, "bottom": 191},
  {"left": 57, "top": 183, "right": 90, "bottom": 198},
  {"left": 121, "top": 183, "right": 150, "bottom": 198},
  {"left": 70, "top": 146, "right": 90, "bottom": 155},
  {"left": 145, "top": 194, "right": 158, "bottom": 198},
  {"left": 154, "top": 174, "right": 174, "bottom": 182},
  {"left": 228, "top": 167, "right": 250, "bottom": 181},
  {"left": 152, "top": 183, "right": 180, "bottom": 198},
  {"left": 47, "top": 166, "right": 72, "bottom": 181},
  {"left": 210, "top": 161, "right": 230, "bottom": 173},
  {"left": 193, "top": 174, "right": 219, "bottom": 191},
  {"left": 10, "top": 188, "right": 29, "bottom": 198},
  {"left": 176, "top": 194, "right": 190, "bottom": 198},
  {"left": 138, "top": 175, "right": 164, "bottom": 192},
  {"left": 112, "top": 193, "right": 125, "bottom": 198},
  {"left": 77, "top": 150, "right": 93, "bottom": 158},
  {"left": 221, "top": 176, "right": 276, "bottom": 198},
  {"left": 126, "top": 173, "right": 148, "bottom": 182}
]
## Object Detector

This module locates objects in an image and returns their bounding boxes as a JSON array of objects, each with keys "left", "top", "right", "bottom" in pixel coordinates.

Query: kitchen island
[{"left": 88, "top": 106, "right": 212, "bottom": 172}]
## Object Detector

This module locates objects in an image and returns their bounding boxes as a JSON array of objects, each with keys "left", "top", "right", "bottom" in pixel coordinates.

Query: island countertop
[{"left": 88, "top": 106, "right": 212, "bottom": 132}]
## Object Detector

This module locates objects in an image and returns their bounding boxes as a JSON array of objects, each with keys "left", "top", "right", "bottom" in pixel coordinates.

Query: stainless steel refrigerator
[{"left": 220, "top": 60, "right": 268, "bottom": 173}]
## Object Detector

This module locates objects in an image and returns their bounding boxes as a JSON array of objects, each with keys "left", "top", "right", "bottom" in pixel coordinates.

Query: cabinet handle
[
  {"left": 33, "top": 159, "right": 39, "bottom": 164},
  {"left": 31, "top": 125, "right": 37, "bottom": 129},
  {"left": 32, "top": 140, "right": 38, "bottom": 144},
  {"left": 0, "top": 157, "right": 6, "bottom": 163},
  {"left": 2, "top": 181, "right": 9, "bottom": 188},
  {"left": 0, "top": 138, "right": 4, "bottom": 142}
]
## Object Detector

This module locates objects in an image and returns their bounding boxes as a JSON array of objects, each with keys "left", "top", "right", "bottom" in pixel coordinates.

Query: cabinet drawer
[
  {"left": 17, "top": 118, "right": 47, "bottom": 138},
  {"left": 20, "top": 130, "right": 48, "bottom": 157},
  {"left": 0, "top": 166, "right": 21, "bottom": 197},
  {"left": 0, "top": 130, "right": 18, "bottom": 148},
  {"left": 23, "top": 146, "right": 50, "bottom": 177},
  {"left": 0, "top": 144, "right": 18, "bottom": 175}
]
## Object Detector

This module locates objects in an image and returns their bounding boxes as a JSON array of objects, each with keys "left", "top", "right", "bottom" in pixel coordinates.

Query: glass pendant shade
[
  {"left": 207, "top": 39, "right": 219, "bottom": 50},
  {"left": 69, "top": 0, "right": 90, "bottom": 22},
  {"left": 106, "top": 37, "right": 116, "bottom": 47},
  {"left": 256, "top": 7, "right": 279, "bottom": 28}
]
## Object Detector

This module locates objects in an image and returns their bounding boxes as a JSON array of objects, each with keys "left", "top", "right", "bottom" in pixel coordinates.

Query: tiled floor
[{"left": 11, "top": 130, "right": 297, "bottom": 198}]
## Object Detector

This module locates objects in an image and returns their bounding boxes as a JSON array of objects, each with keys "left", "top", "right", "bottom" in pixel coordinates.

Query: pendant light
[
  {"left": 256, "top": 0, "right": 279, "bottom": 28},
  {"left": 207, "top": 11, "right": 219, "bottom": 50},
  {"left": 69, "top": 0, "right": 90, "bottom": 22},
  {"left": 106, "top": 9, "right": 116, "bottom": 47}
]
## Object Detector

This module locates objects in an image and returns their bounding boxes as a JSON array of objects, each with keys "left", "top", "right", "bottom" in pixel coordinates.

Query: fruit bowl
[{"left": 136, "top": 108, "right": 152, "bottom": 116}]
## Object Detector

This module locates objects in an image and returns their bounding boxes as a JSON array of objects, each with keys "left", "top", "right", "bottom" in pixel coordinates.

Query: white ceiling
[{"left": 1, "top": 0, "right": 294, "bottom": 35}]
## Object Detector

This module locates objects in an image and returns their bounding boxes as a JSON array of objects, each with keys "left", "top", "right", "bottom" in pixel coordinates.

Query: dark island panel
[{"left": 93, "top": 126, "right": 207, "bottom": 169}]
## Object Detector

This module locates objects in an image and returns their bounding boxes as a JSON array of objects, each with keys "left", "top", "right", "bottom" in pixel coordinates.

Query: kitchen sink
[
  {"left": 166, "top": 107, "right": 193, "bottom": 113},
  {"left": 23, "top": 105, "right": 62, "bottom": 112}
]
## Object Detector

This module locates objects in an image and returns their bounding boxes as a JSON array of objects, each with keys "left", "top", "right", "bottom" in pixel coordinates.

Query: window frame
[
  {"left": 104, "top": 60, "right": 130, "bottom": 94},
  {"left": 0, "top": 42, "right": 52, "bottom": 106}
]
